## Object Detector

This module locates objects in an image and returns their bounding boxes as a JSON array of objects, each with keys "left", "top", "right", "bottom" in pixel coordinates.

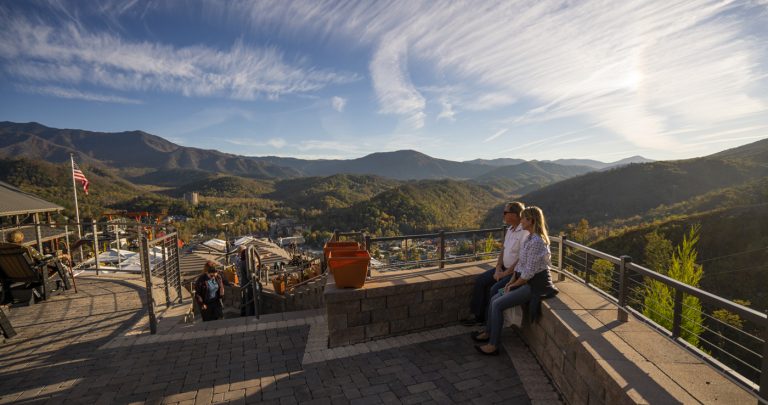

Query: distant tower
[{"left": 185, "top": 192, "right": 199, "bottom": 206}]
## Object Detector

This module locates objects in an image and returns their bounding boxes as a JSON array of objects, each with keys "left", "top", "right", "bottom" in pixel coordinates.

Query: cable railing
[
  {"left": 550, "top": 235, "right": 767, "bottom": 402},
  {"left": 334, "top": 227, "right": 505, "bottom": 274}
]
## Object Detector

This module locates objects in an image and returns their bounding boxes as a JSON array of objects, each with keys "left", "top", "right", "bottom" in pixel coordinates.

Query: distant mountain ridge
[{"left": 0, "top": 122, "right": 646, "bottom": 185}]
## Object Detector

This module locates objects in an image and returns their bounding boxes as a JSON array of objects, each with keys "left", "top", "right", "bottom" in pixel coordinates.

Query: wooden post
[{"left": 33, "top": 214, "right": 43, "bottom": 253}]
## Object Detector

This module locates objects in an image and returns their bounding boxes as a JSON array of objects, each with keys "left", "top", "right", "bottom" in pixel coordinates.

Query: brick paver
[{"left": 1, "top": 275, "right": 559, "bottom": 404}]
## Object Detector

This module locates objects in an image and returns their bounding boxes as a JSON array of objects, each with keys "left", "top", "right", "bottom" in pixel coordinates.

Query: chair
[{"left": 0, "top": 243, "right": 70, "bottom": 304}]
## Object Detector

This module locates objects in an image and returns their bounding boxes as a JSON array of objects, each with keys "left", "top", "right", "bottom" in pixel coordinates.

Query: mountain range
[{"left": 0, "top": 122, "right": 647, "bottom": 192}]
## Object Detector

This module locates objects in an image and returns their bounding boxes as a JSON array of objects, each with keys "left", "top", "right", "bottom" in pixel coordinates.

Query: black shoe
[
  {"left": 474, "top": 345, "right": 499, "bottom": 356},
  {"left": 461, "top": 316, "right": 482, "bottom": 326},
  {"left": 470, "top": 331, "right": 490, "bottom": 342}
]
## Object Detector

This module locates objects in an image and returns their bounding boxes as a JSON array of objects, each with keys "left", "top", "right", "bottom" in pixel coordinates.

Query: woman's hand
[
  {"left": 504, "top": 282, "right": 514, "bottom": 293},
  {"left": 201, "top": 304, "right": 207, "bottom": 310}
]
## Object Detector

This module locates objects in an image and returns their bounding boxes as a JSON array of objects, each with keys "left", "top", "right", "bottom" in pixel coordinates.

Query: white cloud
[
  {"left": 0, "top": 15, "right": 359, "bottom": 101},
  {"left": 369, "top": 34, "right": 426, "bottom": 129},
  {"left": 437, "top": 99, "right": 455, "bottom": 121},
  {"left": 19, "top": 84, "right": 142, "bottom": 104},
  {"left": 331, "top": 96, "right": 347, "bottom": 112}
]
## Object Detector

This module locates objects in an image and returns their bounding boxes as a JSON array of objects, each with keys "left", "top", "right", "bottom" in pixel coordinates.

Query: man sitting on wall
[{"left": 462, "top": 201, "right": 528, "bottom": 326}]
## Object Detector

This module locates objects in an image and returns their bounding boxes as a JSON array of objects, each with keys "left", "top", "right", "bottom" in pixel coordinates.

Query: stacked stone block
[{"left": 324, "top": 266, "right": 485, "bottom": 347}]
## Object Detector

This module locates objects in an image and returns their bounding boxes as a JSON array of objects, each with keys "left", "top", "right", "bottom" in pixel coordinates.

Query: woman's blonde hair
[{"left": 522, "top": 206, "right": 550, "bottom": 245}]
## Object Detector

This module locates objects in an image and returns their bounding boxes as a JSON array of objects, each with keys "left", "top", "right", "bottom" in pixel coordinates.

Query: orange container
[
  {"left": 323, "top": 241, "right": 360, "bottom": 261},
  {"left": 328, "top": 250, "right": 370, "bottom": 288}
]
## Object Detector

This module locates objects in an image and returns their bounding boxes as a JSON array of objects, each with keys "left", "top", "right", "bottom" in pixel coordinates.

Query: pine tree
[{"left": 643, "top": 225, "right": 704, "bottom": 346}]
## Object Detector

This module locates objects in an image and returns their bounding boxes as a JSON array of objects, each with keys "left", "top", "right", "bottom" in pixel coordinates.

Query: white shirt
[{"left": 503, "top": 223, "right": 529, "bottom": 269}]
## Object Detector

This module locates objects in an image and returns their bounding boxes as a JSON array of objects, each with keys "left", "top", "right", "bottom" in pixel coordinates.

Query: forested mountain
[
  {"left": 1, "top": 121, "right": 643, "bottom": 183},
  {"left": 0, "top": 158, "right": 179, "bottom": 220},
  {"left": 257, "top": 150, "right": 494, "bottom": 179},
  {"left": 518, "top": 140, "right": 768, "bottom": 230},
  {"left": 316, "top": 180, "right": 504, "bottom": 235},
  {"left": 0, "top": 122, "right": 300, "bottom": 179},
  {"left": 170, "top": 176, "right": 275, "bottom": 199},
  {"left": 268, "top": 174, "right": 400, "bottom": 211},
  {"left": 546, "top": 155, "right": 654, "bottom": 170},
  {"left": 473, "top": 161, "right": 594, "bottom": 196}
]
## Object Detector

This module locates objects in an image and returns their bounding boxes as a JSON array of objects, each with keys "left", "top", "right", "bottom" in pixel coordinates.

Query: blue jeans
[
  {"left": 470, "top": 268, "right": 512, "bottom": 321},
  {"left": 485, "top": 284, "right": 532, "bottom": 346}
]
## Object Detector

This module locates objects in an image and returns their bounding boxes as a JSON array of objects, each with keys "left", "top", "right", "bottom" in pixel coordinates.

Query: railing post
[
  {"left": 439, "top": 230, "right": 445, "bottom": 269},
  {"left": 364, "top": 234, "right": 372, "bottom": 279},
  {"left": 617, "top": 255, "right": 631, "bottom": 322},
  {"left": 672, "top": 288, "right": 683, "bottom": 339},
  {"left": 92, "top": 221, "right": 100, "bottom": 275},
  {"left": 583, "top": 250, "right": 590, "bottom": 284},
  {"left": 161, "top": 239, "right": 171, "bottom": 308},
  {"left": 557, "top": 235, "right": 566, "bottom": 282},
  {"left": 140, "top": 235, "right": 157, "bottom": 334},
  {"left": 472, "top": 233, "right": 477, "bottom": 261},
  {"left": 332, "top": 229, "right": 338, "bottom": 241},
  {"left": 760, "top": 316, "right": 768, "bottom": 403},
  {"left": 173, "top": 234, "right": 182, "bottom": 303}
]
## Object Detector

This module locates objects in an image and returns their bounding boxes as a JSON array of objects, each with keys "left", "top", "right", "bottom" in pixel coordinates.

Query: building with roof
[{"left": 0, "top": 181, "right": 72, "bottom": 253}]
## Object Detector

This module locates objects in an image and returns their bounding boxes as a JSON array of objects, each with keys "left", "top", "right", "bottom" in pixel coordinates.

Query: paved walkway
[{"left": 0, "top": 275, "right": 560, "bottom": 404}]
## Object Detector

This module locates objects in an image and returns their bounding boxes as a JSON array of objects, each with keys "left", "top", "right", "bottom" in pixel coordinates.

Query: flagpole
[{"left": 70, "top": 153, "right": 84, "bottom": 261}]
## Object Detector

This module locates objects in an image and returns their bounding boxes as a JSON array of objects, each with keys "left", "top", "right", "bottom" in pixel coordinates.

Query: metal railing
[
  {"left": 140, "top": 232, "right": 183, "bottom": 334},
  {"left": 549, "top": 235, "right": 767, "bottom": 402},
  {"left": 334, "top": 227, "right": 505, "bottom": 275}
]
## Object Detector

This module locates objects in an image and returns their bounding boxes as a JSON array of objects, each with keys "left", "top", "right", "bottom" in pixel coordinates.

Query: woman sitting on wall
[
  {"left": 194, "top": 261, "right": 225, "bottom": 321},
  {"left": 472, "top": 206, "right": 558, "bottom": 355}
]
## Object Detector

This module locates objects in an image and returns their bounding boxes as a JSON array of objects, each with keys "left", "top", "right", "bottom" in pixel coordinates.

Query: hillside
[
  {"left": 519, "top": 141, "right": 768, "bottom": 230},
  {"left": 547, "top": 155, "right": 654, "bottom": 170},
  {"left": 0, "top": 122, "right": 300, "bottom": 179},
  {"left": 472, "top": 161, "right": 594, "bottom": 196},
  {"left": 589, "top": 206, "right": 768, "bottom": 312},
  {"left": 258, "top": 150, "right": 494, "bottom": 179},
  {"left": 318, "top": 179, "right": 504, "bottom": 235},
  {"left": 268, "top": 174, "right": 400, "bottom": 211},
  {"left": 0, "top": 158, "right": 181, "bottom": 219},
  {"left": 170, "top": 176, "right": 275, "bottom": 199}
]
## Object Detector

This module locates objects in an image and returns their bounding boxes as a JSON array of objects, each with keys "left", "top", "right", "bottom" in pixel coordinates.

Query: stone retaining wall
[
  {"left": 517, "top": 280, "right": 754, "bottom": 404},
  {"left": 324, "top": 263, "right": 489, "bottom": 347}
]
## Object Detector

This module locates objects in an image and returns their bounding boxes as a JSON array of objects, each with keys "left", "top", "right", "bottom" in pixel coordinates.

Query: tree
[
  {"left": 591, "top": 258, "right": 614, "bottom": 292},
  {"left": 643, "top": 225, "right": 704, "bottom": 346},
  {"left": 643, "top": 230, "right": 673, "bottom": 274}
]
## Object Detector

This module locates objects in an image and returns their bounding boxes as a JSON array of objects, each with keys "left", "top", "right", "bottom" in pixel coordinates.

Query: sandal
[{"left": 474, "top": 345, "right": 499, "bottom": 356}]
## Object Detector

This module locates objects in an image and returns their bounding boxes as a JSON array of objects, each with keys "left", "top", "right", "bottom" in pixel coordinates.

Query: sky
[{"left": 1, "top": 0, "right": 767, "bottom": 162}]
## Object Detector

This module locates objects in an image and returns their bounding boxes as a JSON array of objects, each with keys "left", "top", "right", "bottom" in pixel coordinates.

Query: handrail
[{"left": 555, "top": 237, "right": 767, "bottom": 401}]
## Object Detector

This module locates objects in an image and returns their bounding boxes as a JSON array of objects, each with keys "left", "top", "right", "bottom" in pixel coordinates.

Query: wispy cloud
[
  {"left": 222, "top": 0, "right": 767, "bottom": 151},
  {"left": 226, "top": 138, "right": 287, "bottom": 149},
  {"left": 18, "top": 84, "right": 142, "bottom": 104},
  {"left": 437, "top": 99, "right": 455, "bottom": 122},
  {"left": 0, "top": 14, "right": 359, "bottom": 102},
  {"left": 369, "top": 34, "right": 426, "bottom": 129},
  {"left": 331, "top": 96, "right": 347, "bottom": 112},
  {"left": 483, "top": 128, "right": 508, "bottom": 143}
]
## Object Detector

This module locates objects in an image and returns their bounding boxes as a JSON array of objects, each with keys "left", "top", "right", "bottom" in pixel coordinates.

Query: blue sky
[{"left": 1, "top": 1, "right": 767, "bottom": 162}]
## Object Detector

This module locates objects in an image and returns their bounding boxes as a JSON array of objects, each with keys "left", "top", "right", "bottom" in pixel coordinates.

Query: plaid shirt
[{"left": 517, "top": 234, "right": 551, "bottom": 280}]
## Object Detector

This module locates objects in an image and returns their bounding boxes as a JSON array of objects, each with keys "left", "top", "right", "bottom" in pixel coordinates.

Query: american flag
[{"left": 73, "top": 162, "right": 90, "bottom": 195}]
